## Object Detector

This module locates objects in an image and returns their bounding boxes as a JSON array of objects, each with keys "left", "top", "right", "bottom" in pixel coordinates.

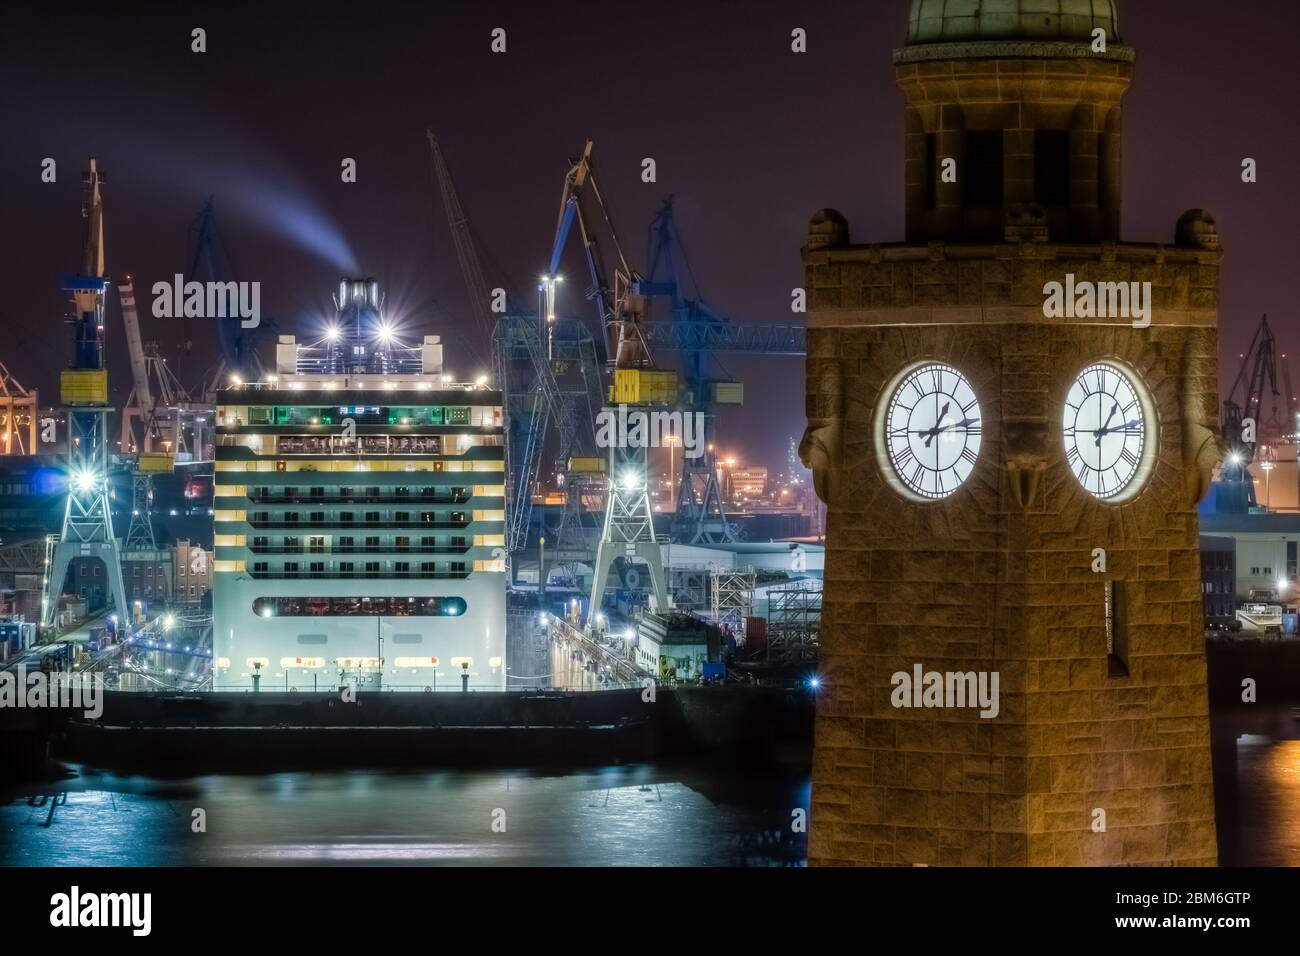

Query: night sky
[{"left": 2, "top": 0, "right": 1297, "bottom": 473}]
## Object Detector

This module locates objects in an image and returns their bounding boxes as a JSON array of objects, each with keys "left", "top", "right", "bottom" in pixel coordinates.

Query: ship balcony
[
  {"left": 246, "top": 570, "right": 471, "bottom": 580},
  {"left": 246, "top": 518, "right": 472, "bottom": 530},
  {"left": 247, "top": 490, "right": 471, "bottom": 505},
  {"left": 246, "top": 545, "right": 471, "bottom": 555}
]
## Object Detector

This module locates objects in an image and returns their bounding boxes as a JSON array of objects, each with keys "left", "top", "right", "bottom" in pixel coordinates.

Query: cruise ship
[{"left": 211, "top": 278, "right": 507, "bottom": 691}]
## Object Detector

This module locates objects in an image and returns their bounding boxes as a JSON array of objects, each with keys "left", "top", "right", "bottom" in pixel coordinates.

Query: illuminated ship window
[
  {"left": 394, "top": 657, "right": 441, "bottom": 668},
  {"left": 279, "top": 656, "right": 326, "bottom": 668},
  {"left": 251, "top": 596, "right": 467, "bottom": 617}
]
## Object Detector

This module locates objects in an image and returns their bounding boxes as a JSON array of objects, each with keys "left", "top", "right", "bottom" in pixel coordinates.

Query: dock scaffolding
[
  {"left": 765, "top": 582, "right": 822, "bottom": 663},
  {"left": 711, "top": 567, "right": 755, "bottom": 641}
]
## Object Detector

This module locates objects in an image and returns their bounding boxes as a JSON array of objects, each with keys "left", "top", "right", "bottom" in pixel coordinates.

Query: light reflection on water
[
  {"left": 1220, "top": 738, "right": 1300, "bottom": 866},
  {"left": 1, "top": 763, "right": 811, "bottom": 867},
  {"left": 13, "top": 735, "right": 1291, "bottom": 866}
]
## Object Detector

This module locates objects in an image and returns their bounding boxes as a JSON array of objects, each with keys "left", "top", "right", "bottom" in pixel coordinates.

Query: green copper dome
[{"left": 906, "top": 0, "right": 1121, "bottom": 45}]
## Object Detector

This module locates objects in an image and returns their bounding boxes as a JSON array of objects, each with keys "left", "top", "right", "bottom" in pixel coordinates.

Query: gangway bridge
[{"left": 545, "top": 612, "right": 644, "bottom": 689}]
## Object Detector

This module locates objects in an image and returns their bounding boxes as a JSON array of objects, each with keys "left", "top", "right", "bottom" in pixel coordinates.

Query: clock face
[
  {"left": 1063, "top": 363, "right": 1149, "bottom": 499},
  {"left": 884, "top": 363, "right": 982, "bottom": 499}
]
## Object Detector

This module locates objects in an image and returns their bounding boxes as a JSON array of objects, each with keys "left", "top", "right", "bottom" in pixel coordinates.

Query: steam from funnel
[{"left": 236, "top": 190, "right": 357, "bottom": 273}]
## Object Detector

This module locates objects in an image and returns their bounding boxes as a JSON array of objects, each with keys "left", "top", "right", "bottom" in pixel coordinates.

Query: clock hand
[
  {"left": 927, "top": 417, "right": 981, "bottom": 445},
  {"left": 1094, "top": 402, "right": 1119, "bottom": 446},
  {"left": 923, "top": 402, "right": 953, "bottom": 448}
]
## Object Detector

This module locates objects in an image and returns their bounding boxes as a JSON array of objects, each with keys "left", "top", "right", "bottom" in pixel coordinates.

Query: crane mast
[
  {"left": 428, "top": 130, "right": 583, "bottom": 560},
  {"left": 1220, "top": 314, "right": 1291, "bottom": 509},
  {"left": 118, "top": 275, "right": 153, "bottom": 450},
  {"left": 43, "top": 159, "right": 129, "bottom": 630},
  {"left": 427, "top": 131, "right": 495, "bottom": 347},
  {"left": 548, "top": 141, "right": 669, "bottom": 622},
  {"left": 548, "top": 141, "right": 653, "bottom": 372}
]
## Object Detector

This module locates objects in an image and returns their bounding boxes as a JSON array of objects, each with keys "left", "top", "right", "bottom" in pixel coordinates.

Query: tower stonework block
[{"left": 801, "top": 1, "right": 1219, "bottom": 866}]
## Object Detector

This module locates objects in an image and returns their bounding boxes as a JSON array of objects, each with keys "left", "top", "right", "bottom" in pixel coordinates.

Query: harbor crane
[
  {"left": 117, "top": 275, "right": 212, "bottom": 462},
  {"left": 1221, "top": 314, "right": 1296, "bottom": 508},
  {"left": 428, "top": 131, "right": 603, "bottom": 562},
  {"left": 43, "top": 159, "right": 129, "bottom": 629},
  {"left": 427, "top": 134, "right": 807, "bottom": 589},
  {"left": 644, "top": 198, "right": 737, "bottom": 543},
  {"left": 547, "top": 141, "right": 669, "bottom": 622},
  {"left": 186, "top": 199, "right": 277, "bottom": 401},
  {"left": 0, "top": 362, "right": 38, "bottom": 456}
]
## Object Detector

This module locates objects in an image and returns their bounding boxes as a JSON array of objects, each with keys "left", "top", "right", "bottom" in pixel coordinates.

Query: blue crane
[
  {"left": 186, "top": 198, "right": 278, "bottom": 398},
  {"left": 641, "top": 197, "right": 804, "bottom": 543},
  {"left": 43, "top": 159, "right": 130, "bottom": 629}
]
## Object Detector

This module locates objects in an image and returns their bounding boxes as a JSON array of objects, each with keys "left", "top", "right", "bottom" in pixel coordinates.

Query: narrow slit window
[{"left": 1106, "top": 580, "right": 1130, "bottom": 678}]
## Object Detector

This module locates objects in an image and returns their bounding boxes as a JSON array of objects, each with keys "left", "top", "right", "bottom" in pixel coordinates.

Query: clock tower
[{"left": 801, "top": 0, "right": 1221, "bottom": 866}]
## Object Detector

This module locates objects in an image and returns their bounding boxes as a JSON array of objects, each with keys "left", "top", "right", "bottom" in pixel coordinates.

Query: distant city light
[{"left": 325, "top": 325, "right": 341, "bottom": 341}]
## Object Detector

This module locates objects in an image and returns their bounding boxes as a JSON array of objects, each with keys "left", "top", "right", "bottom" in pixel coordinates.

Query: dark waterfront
[
  {"left": 3, "top": 725, "right": 1298, "bottom": 866},
  {"left": 0, "top": 760, "right": 810, "bottom": 866}
]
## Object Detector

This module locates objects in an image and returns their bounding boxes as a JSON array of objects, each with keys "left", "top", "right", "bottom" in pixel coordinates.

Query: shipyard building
[{"left": 212, "top": 279, "right": 507, "bottom": 691}]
